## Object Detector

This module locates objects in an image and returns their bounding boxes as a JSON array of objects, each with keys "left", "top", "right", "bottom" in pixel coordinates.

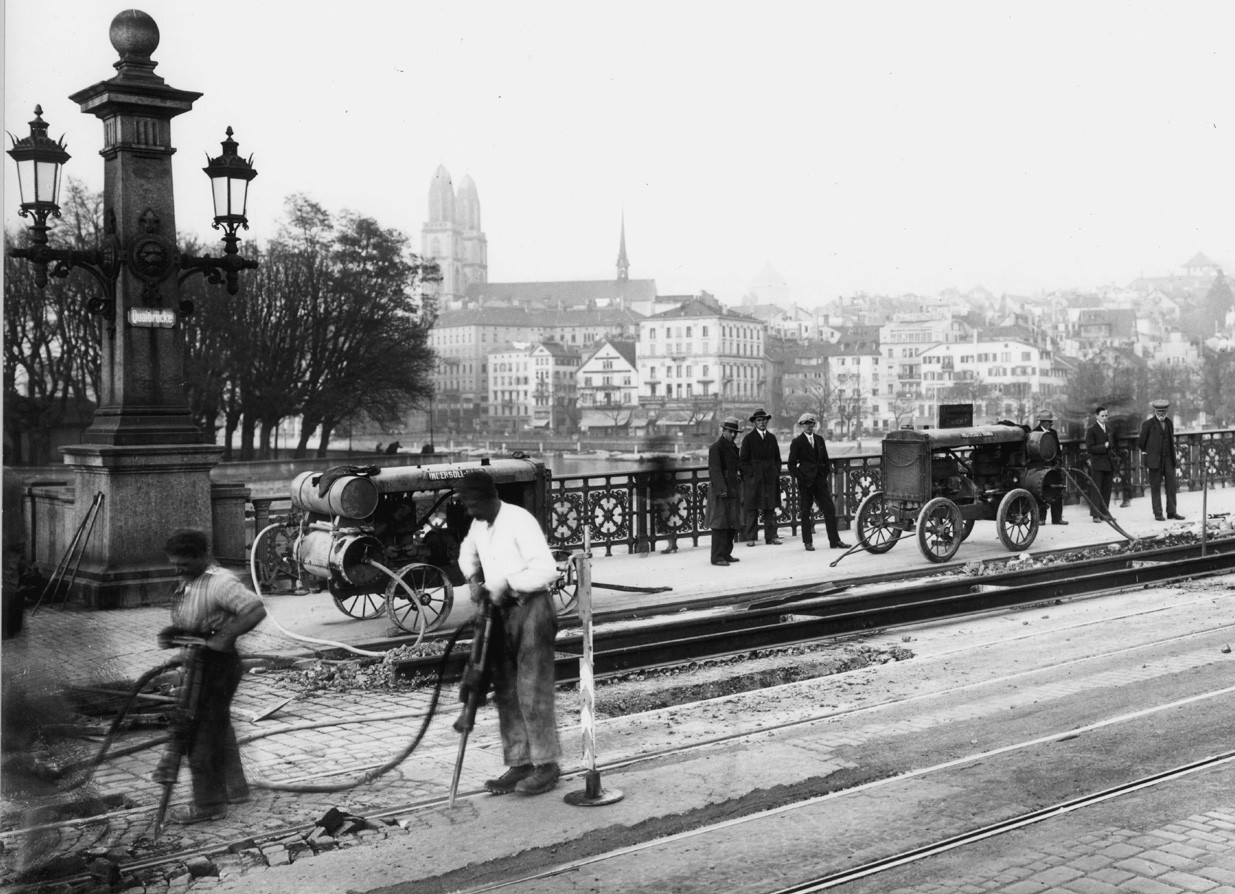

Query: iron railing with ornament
[{"left": 242, "top": 430, "right": 1234, "bottom": 573}]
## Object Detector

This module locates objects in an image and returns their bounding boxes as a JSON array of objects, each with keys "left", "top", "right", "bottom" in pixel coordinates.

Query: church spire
[{"left": 616, "top": 212, "right": 630, "bottom": 283}]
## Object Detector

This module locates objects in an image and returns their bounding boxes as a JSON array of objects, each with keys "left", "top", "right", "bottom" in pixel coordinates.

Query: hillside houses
[{"left": 422, "top": 250, "right": 1233, "bottom": 438}]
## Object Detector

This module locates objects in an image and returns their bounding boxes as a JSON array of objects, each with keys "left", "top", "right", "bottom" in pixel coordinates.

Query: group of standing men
[
  {"left": 1035, "top": 400, "right": 1185, "bottom": 525},
  {"left": 706, "top": 409, "right": 849, "bottom": 566}
]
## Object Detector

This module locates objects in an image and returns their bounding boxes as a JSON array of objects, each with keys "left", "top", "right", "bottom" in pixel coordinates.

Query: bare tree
[
  {"left": 3, "top": 179, "right": 104, "bottom": 463},
  {"left": 1199, "top": 347, "right": 1235, "bottom": 427}
]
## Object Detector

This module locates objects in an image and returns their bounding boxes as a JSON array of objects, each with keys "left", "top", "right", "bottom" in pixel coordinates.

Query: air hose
[
  {"left": 1061, "top": 467, "right": 1136, "bottom": 540},
  {"left": 247, "top": 523, "right": 426, "bottom": 657},
  {"left": 53, "top": 657, "right": 183, "bottom": 786},
  {"left": 247, "top": 620, "right": 469, "bottom": 793},
  {"left": 64, "top": 525, "right": 466, "bottom": 791},
  {"left": 62, "top": 615, "right": 473, "bottom": 794}
]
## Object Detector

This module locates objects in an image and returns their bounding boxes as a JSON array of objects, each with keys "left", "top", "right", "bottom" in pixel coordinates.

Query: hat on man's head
[
  {"left": 1151, "top": 399, "right": 1170, "bottom": 410},
  {"left": 722, "top": 416, "right": 742, "bottom": 432},
  {"left": 797, "top": 412, "right": 818, "bottom": 426},
  {"left": 749, "top": 408, "right": 771, "bottom": 422},
  {"left": 456, "top": 469, "right": 498, "bottom": 499},
  {"left": 1037, "top": 409, "right": 1054, "bottom": 422}
]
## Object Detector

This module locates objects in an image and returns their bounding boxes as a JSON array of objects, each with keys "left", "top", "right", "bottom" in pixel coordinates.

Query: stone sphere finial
[{"left": 109, "top": 9, "right": 160, "bottom": 60}]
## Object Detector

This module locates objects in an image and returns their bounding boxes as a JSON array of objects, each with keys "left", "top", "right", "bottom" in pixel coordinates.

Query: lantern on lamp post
[{"left": 7, "top": 105, "right": 70, "bottom": 248}]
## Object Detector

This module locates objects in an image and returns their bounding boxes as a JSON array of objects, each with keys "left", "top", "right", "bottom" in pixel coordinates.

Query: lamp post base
[{"left": 33, "top": 443, "right": 226, "bottom": 608}]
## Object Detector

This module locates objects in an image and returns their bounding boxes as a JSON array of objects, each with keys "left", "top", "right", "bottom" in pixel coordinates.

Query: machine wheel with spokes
[
  {"left": 549, "top": 549, "right": 579, "bottom": 615},
  {"left": 332, "top": 591, "right": 386, "bottom": 619},
  {"left": 385, "top": 563, "right": 454, "bottom": 634},
  {"left": 855, "top": 491, "right": 903, "bottom": 554},
  {"left": 916, "top": 497, "right": 964, "bottom": 563},
  {"left": 997, "top": 488, "right": 1040, "bottom": 552}
]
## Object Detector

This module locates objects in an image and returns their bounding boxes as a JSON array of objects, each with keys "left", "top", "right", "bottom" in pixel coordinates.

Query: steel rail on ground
[{"left": 388, "top": 537, "right": 1235, "bottom": 684}]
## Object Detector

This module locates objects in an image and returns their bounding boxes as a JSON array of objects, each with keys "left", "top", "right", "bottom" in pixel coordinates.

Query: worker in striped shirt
[{"left": 157, "top": 528, "right": 266, "bottom": 824}]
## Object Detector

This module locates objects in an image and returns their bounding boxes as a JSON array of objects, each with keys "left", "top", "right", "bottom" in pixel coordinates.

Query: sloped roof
[
  {"left": 530, "top": 307, "right": 645, "bottom": 327},
  {"left": 1184, "top": 251, "right": 1218, "bottom": 269},
  {"left": 437, "top": 306, "right": 534, "bottom": 328},
  {"left": 465, "top": 279, "right": 657, "bottom": 309},
  {"left": 534, "top": 340, "right": 581, "bottom": 360},
  {"left": 650, "top": 298, "right": 761, "bottom": 322},
  {"left": 978, "top": 324, "right": 1040, "bottom": 342},
  {"left": 435, "top": 305, "right": 644, "bottom": 330},
  {"left": 581, "top": 338, "right": 638, "bottom": 367}
]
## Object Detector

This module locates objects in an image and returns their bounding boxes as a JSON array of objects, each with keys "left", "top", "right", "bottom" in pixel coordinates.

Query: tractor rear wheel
[{"left": 997, "top": 488, "right": 1040, "bottom": 552}]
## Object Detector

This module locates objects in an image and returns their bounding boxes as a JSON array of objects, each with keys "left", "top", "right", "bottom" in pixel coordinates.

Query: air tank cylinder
[
  {"left": 291, "top": 471, "right": 380, "bottom": 519},
  {"left": 296, "top": 529, "right": 385, "bottom": 587}
]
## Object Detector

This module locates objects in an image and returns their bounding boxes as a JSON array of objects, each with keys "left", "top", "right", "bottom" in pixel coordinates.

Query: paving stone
[
  {"left": 1122, "top": 878, "right": 1185, "bottom": 894},
  {"left": 1159, "top": 842, "right": 1209, "bottom": 860},
  {"left": 1000, "top": 881, "right": 1049, "bottom": 894},
  {"left": 1061, "top": 878, "right": 1124, "bottom": 894},
  {"left": 1195, "top": 866, "right": 1235, "bottom": 886},
  {"left": 1138, "top": 849, "right": 1202, "bottom": 870},
  {"left": 1156, "top": 870, "right": 1220, "bottom": 892},
  {"left": 1069, "top": 855, "right": 1113, "bottom": 872},
  {"left": 1035, "top": 865, "right": 1084, "bottom": 884},
  {"left": 1115, "top": 857, "right": 1172, "bottom": 877},
  {"left": 1091, "top": 868, "right": 1136, "bottom": 885}
]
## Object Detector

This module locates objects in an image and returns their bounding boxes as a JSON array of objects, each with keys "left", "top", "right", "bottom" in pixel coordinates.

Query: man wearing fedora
[
  {"left": 707, "top": 416, "right": 744, "bottom": 566},
  {"left": 1032, "top": 410, "right": 1067, "bottom": 525},
  {"left": 1138, "top": 399, "right": 1184, "bottom": 521},
  {"left": 739, "top": 409, "right": 784, "bottom": 547},
  {"left": 787, "top": 412, "right": 850, "bottom": 551}
]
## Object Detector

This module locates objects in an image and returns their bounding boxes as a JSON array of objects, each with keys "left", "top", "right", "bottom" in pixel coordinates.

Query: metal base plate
[{"left": 564, "top": 787, "right": 625, "bottom": 806}]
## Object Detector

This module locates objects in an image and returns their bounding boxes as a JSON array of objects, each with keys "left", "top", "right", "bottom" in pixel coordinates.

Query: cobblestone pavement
[{"left": 1, "top": 489, "right": 1230, "bottom": 891}]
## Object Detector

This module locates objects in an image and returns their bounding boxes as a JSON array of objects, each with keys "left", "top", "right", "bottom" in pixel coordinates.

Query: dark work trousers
[
  {"left": 711, "top": 527, "right": 735, "bottom": 563},
  {"left": 1148, "top": 463, "right": 1178, "bottom": 518},
  {"left": 1039, "top": 495, "right": 1064, "bottom": 524},
  {"left": 1090, "top": 469, "right": 1114, "bottom": 519},
  {"left": 187, "top": 648, "right": 247, "bottom": 810},
  {"left": 797, "top": 478, "right": 841, "bottom": 547},
  {"left": 740, "top": 508, "right": 779, "bottom": 544},
  {"left": 491, "top": 590, "right": 562, "bottom": 767}
]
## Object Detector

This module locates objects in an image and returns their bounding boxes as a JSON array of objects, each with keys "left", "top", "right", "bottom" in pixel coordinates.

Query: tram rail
[
  {"left": 388, "top": 536, "right": 1235, "bottom": 685},
  {"left": 10, "top": 538, "right": 1235, "bottom": 893}
]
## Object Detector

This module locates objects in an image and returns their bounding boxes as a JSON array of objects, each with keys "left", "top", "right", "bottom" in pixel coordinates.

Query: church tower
[
  {"left": 616, "top": 212, "right": 630, "bottom": 283},
  {"left": 421, "top": 165, "right": 487, "bottom": 309},
  {"left": 456, "top": 174, "right": 488, "bottom": 299}
]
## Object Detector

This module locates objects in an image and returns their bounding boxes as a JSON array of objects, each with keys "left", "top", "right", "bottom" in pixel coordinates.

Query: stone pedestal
[{"left": 60, "top": 444, "right": 224, "bottom": 608}]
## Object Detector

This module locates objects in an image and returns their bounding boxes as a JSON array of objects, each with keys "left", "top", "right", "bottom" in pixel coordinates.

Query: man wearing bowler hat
[
  {"left": 787, "top": 412, "right": 849, "bottom": 551},
  {"left": 707, "top": 416, "right": 744, "bottom": 565},
  {"left": 739, "top": 409, "right": 784, "bottom": 546},
  {"left": 1138, "top": 399, "right": 1184, "bottom": 521},
  {"left": 1032, "top": 410, "right": 1067, "bottom": 525}
]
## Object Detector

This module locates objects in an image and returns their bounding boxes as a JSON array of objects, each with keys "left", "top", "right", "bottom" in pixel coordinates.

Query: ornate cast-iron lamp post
[{"left": 7, "top": 9, "right": 258, "bottom": 606}]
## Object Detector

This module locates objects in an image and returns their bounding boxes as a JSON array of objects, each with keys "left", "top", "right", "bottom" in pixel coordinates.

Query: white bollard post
[{"left": 564, "top": 526, "right": 624, "bottom": 806}]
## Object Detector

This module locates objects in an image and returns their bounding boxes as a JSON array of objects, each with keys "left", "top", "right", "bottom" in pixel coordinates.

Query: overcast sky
[{"left": 5, "top": 1, "right": 1234, "bottom": 305}]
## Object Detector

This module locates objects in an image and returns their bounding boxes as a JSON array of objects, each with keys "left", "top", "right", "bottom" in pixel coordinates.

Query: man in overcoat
[
  {"left": 1084, "top": 406, "right": 1114, "bottom": 522},
  {"left": 1032, "top": 410, "right": 1067, "bottom": 525},
  {"left": 739, "top": 408, "right": 783, "bottom": 546},
  {"left": 707, "top": 416, "right": 743, "bottom": 566},
  {"left": 1137, "top": 399, "right": 1184, "bottom": 521},
  {"left": 787, "top": 412, "right": 850, "bottom": 550}
]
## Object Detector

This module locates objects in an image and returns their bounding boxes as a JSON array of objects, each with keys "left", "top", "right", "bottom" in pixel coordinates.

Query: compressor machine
[{"left": 282, "top": 458, "right": 572, "bottom": 636}]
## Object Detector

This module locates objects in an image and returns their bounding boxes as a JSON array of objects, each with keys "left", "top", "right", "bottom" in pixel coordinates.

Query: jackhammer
[
  {"left": 449, "top": 595, "right": 495, "bottom": 807},
  {"left": 152, "top": 636, "right": 207, "bottom": 839}
]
